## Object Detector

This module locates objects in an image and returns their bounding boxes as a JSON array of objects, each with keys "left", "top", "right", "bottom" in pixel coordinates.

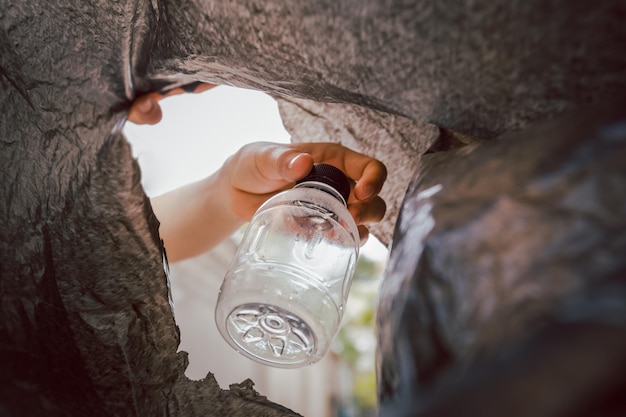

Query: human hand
[
  {"left": 127, "top": 82, "right": 216, "bottom": 125},
  {"left": 220, "top": 141, "right": 387, "bottom": 244},
  {"left": 140, "top": 89, "right": 386, "bottom": 260},
  {"left": 129, "top": 85, "right": 386, "bottom": 241}
]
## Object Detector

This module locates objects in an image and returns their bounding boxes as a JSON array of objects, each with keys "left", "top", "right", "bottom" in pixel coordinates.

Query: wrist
[{"left": 204, "top": 167, "right": 247, "bottom": 227}]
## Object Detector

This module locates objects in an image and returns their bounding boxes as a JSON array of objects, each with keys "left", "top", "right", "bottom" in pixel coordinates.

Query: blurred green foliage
[{"left": 335, "top": 245, "right": 386, "bottom": 416}]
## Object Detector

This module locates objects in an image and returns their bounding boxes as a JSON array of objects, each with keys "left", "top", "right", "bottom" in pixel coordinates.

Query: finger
[
  {"left": 353, "top": 159, "right": 387, "bottom": 201},
  {"left": 127, "top": 94, "right": 162, "bottom": 125},
  {"left": 357, "top": 225, "right": 370, "bottom": 246},
  {"left": 347, "top": 196, "right": 387, "bottom": 225},
  {"left": 162, "top": 82, "right": 217, "bottom": 98},
  {"left": 284, "top": 152, "right": 315, "bottom": 182},
  {"left": 230, "top": 142, "right": 314, "bottom": 194},
  {"left": 225, "top": 143, "right": 313, "bottom": 222},
  {"left": 190, "top": 82, "right": 217, "bottom": 94},
  {"left": 255, "top": 143, "right": 313, "bottom": 184},
  {"left": 128, "top": 83, "right": 217, "bottom": 125}
]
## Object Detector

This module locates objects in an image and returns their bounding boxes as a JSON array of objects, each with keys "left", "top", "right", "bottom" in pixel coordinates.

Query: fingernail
[
  {"left": 137, "top": 97, "right": 153, "bottom": 113},
  {"left": 288, "top": 153, "right": 305, "bottom": 170}
]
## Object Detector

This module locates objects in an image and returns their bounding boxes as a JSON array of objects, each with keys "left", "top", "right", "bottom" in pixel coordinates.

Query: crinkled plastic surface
[{"left": 377, "top": 101, "right": 626, "bottom": 417}]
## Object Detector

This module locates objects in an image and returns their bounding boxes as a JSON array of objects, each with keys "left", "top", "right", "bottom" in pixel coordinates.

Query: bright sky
[
  {"left": 123, "top": 85, "right": 387, "bottom": 260},
  {"left": 123, "top": 85, "right": 291, "bottom": 197}
]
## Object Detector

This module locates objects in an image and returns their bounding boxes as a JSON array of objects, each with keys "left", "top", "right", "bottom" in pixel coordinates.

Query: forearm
[{"left": 150, "top": 170, "right": 243, "bottom": 263}]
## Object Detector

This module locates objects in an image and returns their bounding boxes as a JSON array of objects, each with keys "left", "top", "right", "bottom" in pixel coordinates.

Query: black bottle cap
[{"left": 296, "top": 163, "right": 351, "bottom": 203}]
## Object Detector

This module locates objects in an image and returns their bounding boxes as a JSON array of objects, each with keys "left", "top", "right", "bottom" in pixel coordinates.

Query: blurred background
[{"left": 123, "top": 86, "right": 388, "bottom": 417}]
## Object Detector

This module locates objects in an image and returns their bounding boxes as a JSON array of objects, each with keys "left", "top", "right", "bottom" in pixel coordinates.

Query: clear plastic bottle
[{"left": 215, "top": 164, "right": 360, "bottom": 368}]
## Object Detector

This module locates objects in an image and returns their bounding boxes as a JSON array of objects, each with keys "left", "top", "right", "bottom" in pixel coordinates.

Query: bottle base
[{"left": 224, "top": 303, "right": 318, "bottom": 368}]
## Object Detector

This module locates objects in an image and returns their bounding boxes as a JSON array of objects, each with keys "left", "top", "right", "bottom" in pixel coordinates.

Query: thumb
[
  {"left": 253, "top": 143, "right": 313, "bottom": 184},
  {"left": 231, "top": 143, "right": 313, "bottom": 194},
  {"left": 282, "top": 151, "right": 314, "bottom": 182}
]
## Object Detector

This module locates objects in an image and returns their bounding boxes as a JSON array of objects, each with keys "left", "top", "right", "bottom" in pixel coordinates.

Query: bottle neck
[{"left": 294, "top": 181, "right": 348, "bottom": 206}]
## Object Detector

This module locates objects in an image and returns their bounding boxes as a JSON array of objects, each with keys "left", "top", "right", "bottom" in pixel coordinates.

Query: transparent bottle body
[{"left": 215, "top": 185, "right": 359, "bottom": 368}]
